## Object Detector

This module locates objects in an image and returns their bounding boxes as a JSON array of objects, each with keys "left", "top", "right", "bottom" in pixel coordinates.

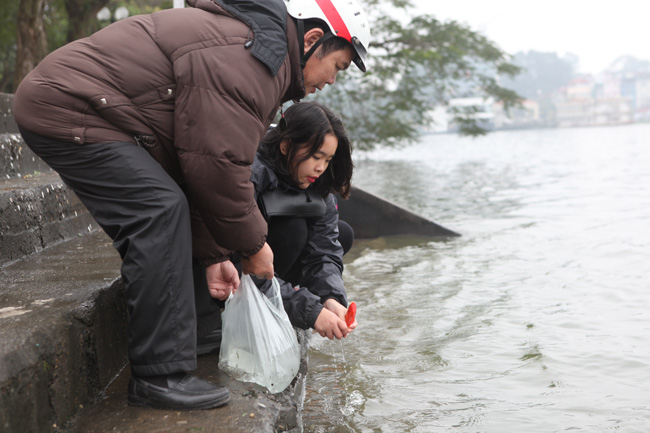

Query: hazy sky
[{"left": 410, "top": 0, "right": 649, "bottom": 74}]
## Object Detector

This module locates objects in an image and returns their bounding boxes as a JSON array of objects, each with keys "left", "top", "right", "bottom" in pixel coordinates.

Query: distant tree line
[
  {"left": 0, "top": 0, "right": 171, "bottom": 93},
  {"left": 0, "top": 0, "right": 524, "bottom": 149}
]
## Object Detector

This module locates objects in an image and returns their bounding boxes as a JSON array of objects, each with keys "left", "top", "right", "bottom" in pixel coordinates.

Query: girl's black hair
[{"left": 258, "top": 101, "right": 353, "bottom": 199}]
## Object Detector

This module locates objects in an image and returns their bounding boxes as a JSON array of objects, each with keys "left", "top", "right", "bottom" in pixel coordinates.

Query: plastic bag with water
[{"left": 218, "top": 275, "right": 301, "bottom": 393}]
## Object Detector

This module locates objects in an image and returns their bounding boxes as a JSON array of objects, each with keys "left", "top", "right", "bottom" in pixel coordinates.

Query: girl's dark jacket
[
  {"left": 13, "top": 0, "right": 305, "bottom": 262},
  {"left": 250, "top": 153, "right": 348, "bottom": 329}
]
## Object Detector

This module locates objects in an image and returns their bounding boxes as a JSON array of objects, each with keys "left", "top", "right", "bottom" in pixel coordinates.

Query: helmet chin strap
[{"left": 296, "top": 19, "right": 336, "bottom": 69}]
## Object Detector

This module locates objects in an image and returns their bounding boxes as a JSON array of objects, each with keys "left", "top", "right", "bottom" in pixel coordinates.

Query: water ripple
[{"left": 303, "top": 124, "right": 650, "bottom": 433}]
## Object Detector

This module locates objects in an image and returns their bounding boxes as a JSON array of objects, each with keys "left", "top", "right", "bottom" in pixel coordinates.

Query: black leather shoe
[
  {"left": 128, "top": 373, "right": 230, "bottom": 410},
  {"left": 197, "top": 328, "right": 222, "bottom": 356}
]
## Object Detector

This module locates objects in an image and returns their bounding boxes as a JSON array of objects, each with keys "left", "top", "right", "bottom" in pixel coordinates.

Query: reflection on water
[{"left": 302, "top": 124, "right": 650, "bottom": 432}]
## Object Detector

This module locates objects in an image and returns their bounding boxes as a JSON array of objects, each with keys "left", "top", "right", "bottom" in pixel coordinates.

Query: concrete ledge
[
  {"left": 0, "top": 93, "right": 19, "bottom": 134},
  {"left": 0, "top": 117, "right": 96, "bottom": 266},
  {"left": 1, "top": 132, "right": 53, "bottom": 179},
  {"left": 0, "top": 172, "right": 97, "bottom": 266},
  {"left": 338, "top": 185, "right": 461, "bottom": 239},
  {"left": 0, "top": 230, "right": 126, "bottom": 433}
]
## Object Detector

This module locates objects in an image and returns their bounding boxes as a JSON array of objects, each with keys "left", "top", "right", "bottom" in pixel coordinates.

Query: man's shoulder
[{"left": 208, "top": 0, "right": 289, "bottom": 76}]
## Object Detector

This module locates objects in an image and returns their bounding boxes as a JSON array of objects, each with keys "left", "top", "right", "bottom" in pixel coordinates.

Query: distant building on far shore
[
  {"left": 553, "top": 74, "right": 634, "bottom": 127},
  {"left": 425, "top": 63, "right": 650, "bottom": 133},
  {"left": 424, "top": 97, "right": 542, "bottom": 133},
  {"left": 553, "top": 57, "right": 650, "bottom": 128},
  {"left": 493, "top": 99, "right": 541, "bottom": 130}
]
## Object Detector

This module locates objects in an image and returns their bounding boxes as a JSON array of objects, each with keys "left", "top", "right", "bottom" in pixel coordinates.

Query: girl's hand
[
  {"left": 314, "top": 308, "right": 349, "bottom": 340},
  {"left": 323, "top": 299, "right": 357, "bottom": 331}
]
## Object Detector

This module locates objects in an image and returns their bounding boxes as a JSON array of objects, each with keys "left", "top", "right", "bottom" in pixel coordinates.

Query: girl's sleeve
[
  {"left": 253, "top": 276, "right": 323, "bottom": 329},
  {"left": 297, "top": 195, "right": 348, "bottom": 306}
]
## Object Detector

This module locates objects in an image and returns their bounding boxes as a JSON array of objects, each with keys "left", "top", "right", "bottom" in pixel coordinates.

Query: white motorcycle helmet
[{"left": 287, "top": 0, "right": 371, "bottom": 72}]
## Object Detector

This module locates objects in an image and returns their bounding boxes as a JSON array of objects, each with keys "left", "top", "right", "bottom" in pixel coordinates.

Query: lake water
[{"left": 301, "top": 124, "right": 650, "bottom": 432}]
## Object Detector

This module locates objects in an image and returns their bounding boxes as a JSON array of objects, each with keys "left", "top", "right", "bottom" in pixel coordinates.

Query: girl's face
[{"left": 281, "top": 133, "right": 338, "bottom": 189}]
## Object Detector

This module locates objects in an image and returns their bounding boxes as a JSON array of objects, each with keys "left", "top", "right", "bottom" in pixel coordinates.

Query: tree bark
[
  {"left": 65, "top": 0, "right": 109, "bottom": 43},
  {"left": 13, "top": 0, "right": 48, "bottom": 91}
]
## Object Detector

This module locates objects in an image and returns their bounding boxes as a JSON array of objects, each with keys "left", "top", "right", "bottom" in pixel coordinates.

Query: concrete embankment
[{"left": 0, "top": 92, "right": 307, "bottom": 433}]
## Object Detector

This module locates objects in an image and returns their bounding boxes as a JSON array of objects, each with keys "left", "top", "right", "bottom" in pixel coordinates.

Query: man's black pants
[{"left": 20, "top": 128, "right": 197, "bottom": 377}]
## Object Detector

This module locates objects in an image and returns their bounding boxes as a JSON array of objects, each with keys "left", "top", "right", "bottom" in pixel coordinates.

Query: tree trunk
[
  {"left": 65, "top": 0, "right": 109, "bottom": 42},
  {"left": 13, "top": 0, "right": 48, "bottom": 91}
]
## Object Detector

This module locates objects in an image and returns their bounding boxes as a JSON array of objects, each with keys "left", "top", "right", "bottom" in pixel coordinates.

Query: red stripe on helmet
[{"left": 315, "top": 0, "right": 352, "bottom": 42}]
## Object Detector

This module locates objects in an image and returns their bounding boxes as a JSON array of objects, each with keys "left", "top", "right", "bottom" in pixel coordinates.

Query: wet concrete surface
[
  {"left": 0, "top": 230, "right": 127, "bottom": 433},
  {"left": 0, "top": 132, "right": 53, "bottom": 178},
  {"left": 0, "top": 93, "right": 19, "bottom": 134},
  {"left": 0, "top": 171, "right": 96, "bottom": 266},
  {"left": 0, "top": 114, "right": 96, "bottom": 267},
  {"left": 67, "top": 349, "right": 308, "bottom": 433}
]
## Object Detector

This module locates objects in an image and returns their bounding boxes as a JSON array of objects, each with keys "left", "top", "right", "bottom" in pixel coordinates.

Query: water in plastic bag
[{"left": 218, "top": 275, "right": 301, "bottom": 393}]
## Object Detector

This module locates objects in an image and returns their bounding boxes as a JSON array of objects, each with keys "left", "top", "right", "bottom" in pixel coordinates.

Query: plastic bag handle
[
  {"left": 271, "top": 276, "right": 281, "bottom": 295},
  {"left": 268, "top": 276, "right": 283, "bottom": 310},
  {"left": 223, "top": 276, "right": 282, "bottom": 309}
]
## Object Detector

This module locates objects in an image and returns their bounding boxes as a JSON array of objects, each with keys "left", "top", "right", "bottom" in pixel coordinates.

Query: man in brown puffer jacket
[{"left": 13, "top": 0, "right": 370, "bottom": 411}]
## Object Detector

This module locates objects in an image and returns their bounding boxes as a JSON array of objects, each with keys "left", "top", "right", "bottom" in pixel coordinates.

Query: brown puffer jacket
[{"left": 13, "top": 0, "right": 305, "bottom": 262}]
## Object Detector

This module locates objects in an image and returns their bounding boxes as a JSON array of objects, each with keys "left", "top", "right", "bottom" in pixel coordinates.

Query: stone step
[
  {"left": 0, "top": 117, "right": 99, "bottom": 267},
  {"left": 1, "top": 132, "right": 53, "bottom": 179},
  {"left": 0, "top": 229, "right": 126, "bottom": 433},
  {"left": 0, "top": 172, "right": 97, "bottom": 266}
]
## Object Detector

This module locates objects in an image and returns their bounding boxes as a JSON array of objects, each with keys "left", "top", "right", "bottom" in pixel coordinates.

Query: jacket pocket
[
  {"left": 131, "top": 84, "right": 177, "bottom": 106},
  {"left": 89, "top": 92, "right": 160, "bottom": 138}
]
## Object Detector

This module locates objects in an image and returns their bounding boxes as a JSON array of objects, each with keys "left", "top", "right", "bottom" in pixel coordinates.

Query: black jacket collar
[{"left": 209, "top": 0, "right": 288, "bottom": 76}]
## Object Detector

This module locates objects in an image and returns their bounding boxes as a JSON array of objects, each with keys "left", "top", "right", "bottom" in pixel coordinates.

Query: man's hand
[
  {"left": 323, "top": 298, "right": 357, "bottom": 330},
  {"left": 241, "top": 242, "right": 274, "bottom": 280},
  {"left": 206, "top": 260, "right": 240, "bottom": 300},
  {"left": 314, "top": 308, "right": 349, "bottom": 340}
]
